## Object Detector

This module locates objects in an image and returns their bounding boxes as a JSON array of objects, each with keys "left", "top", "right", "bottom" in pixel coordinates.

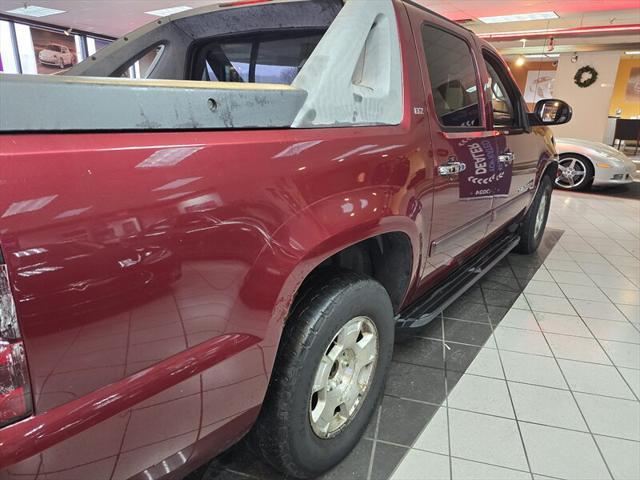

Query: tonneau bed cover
[{"left": 0, "top": 74, "right": 307, "bottom": 132}]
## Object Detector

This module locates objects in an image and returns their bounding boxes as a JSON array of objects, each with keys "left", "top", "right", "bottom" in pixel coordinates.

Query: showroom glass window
[
  {"left": 483, "top": 54, "right": 517, "bottom": 128},
  {"left": 193, "top": 32, "right": 323, "bottom": 84},
  {"left": 421, "top": 25, "right": 481, "bottom": 128}
]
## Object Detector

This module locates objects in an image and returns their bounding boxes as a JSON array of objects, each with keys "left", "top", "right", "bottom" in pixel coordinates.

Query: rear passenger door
[
  {"left": 481, "top": 50, "right": 538, "bottom": 233},
  {"left": 407, "top": 7, "right": 494, "bottom": 275}
]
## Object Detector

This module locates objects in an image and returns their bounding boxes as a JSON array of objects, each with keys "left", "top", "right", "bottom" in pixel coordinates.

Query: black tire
[
  {"left": 555, "top": 154, "right": 594, "bottom": 191},
  {"left": 250, "top": 270, "right": 394, "bottom": 479},
  {"left": 514, "top": 175, "right": 553, "bottom": 254}
]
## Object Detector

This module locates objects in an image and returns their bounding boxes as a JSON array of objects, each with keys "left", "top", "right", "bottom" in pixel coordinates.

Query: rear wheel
[
  {"left": 514, "top": 175, "right": 552, "bottom": 254},
  {"left": 555, "top": 154, "right": 594, "bottom": 191},
  {"left": 250, "top": 270, "right": 394, "bottom": 479}
]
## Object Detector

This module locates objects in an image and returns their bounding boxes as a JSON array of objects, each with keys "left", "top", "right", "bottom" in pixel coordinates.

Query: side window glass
[
  {"left": 201, "top": 42, "right": 252, "bottom": 82},
  {"left": 116, "top": 45, "right": 165, "bottom": 79},
  {"left": 484, "top": 56, "right": 517, "bottom": 128},
  {"left": 254, "top": 36, "right": 320, "bottom": 84},
  {"left": 421, "top": 25, "right": 481, "bottom": 128},
  {"left": 192, "top": 33, "right": 323, "bottom": 85}
]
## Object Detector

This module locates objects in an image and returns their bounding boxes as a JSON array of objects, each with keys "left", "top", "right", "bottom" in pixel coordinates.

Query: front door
[
  {"left": 482, "top": 51, "right": 539, "bottom": 232},
  {"left": 408, "top": 12, "right": 494, "bottom": 281}
]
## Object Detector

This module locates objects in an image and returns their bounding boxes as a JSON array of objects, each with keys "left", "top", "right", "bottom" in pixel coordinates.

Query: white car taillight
[{"left": 0, "top": 262, "right": 32, "bottom": 427}]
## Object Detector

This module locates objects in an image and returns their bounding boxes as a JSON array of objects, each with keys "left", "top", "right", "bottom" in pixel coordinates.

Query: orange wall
[{"left": 609, "top": 58, "right": 640, "bottom": 119}]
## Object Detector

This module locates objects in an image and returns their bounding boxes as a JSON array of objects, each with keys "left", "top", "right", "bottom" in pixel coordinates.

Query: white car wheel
[{"left": 555, "top": 155, "right": 594, "bottom": 191}]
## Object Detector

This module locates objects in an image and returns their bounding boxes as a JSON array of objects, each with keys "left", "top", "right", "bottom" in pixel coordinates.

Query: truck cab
[{"left": 0, "top": 1, "right": 570, "bottom": 479}]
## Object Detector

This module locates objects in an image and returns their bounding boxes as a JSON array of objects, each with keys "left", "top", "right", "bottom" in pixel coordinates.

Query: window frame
[
  {"left": 111, "top": 42, "right": 166, "bottom": 79},
  {"left": 419, "top": 22, "right": 486, "bottom": 133},
  {"left": 484, "top": 59, "right": 516, "bottom": 128},
  {"left": 187, "top": 29, "right": 327, "bottom": 84},
  {"left": 482, "top": 49, "right": 529, "bottom": 133}
]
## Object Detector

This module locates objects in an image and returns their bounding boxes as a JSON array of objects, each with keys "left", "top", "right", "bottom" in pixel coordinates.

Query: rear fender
[{"left": 240, "top": 186, "right": 420, "bottom": 372}]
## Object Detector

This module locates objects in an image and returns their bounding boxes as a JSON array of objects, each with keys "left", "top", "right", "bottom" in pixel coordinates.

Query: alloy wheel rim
[
  {"left": 556, "top": 158, "right": 587, "bottom": 189},
  {"left": 309, "top": 316, "right": 378, "bottom": 439},
  {"left": 534, "top": 191, "right": 548, "bottom": 239}
]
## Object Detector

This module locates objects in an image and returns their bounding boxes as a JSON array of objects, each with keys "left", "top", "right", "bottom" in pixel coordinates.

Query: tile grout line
[
  {"left": 562, "top": 300, "right": 640, "bottom": 404},
  {"left": 385, "top": 311, "right": 456, "bottom": 480},
  {"left": 568, "top": 232, "right": 640, "bottom": 286},
  {"left": 541, "top": 209, "right": 640, "bottom": 475},
  {"left": 527, "top": 304, "right": 617, "bottom": 479},
  {"left": 365, "top": 402, "right": 382, "bottom": 480},
  {"left": 368, "top": 438, "right": 567, "bottom": 480},
  {"left": 482, "top": 276, "right": 535, "bottom": 480},
  {"left": 441, "top": 312, "right": 453, "bottom": 480},
  {"left": 413, "top": 334, "right": 640, "bottom": 371},
  {"left": 597, "top": 292, "right": 640, "bottom": 335},
  {"left": 376, "top": 394, "right": 640, "bottom": 443},
  {"left": 556, "top": 246, "right": 640, "bottom": 374},
  {"left": 378, "top": 388, "right": 640, "bottom": 440},
  {"left": 441, "top": 313, "right": 640, "bottom": 345},
  {"left": 566, "top": 256, "right": 640, "bottom": 332},
  {"left": 493, "top": 320, "right": 640, "bottom": 346}
]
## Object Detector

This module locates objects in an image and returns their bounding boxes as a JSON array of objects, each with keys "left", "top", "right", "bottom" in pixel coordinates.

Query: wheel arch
[
  {"left": 294, "top": 230, "right": 415, "bottom": 313},
  {"left": 274, "top": 215, "right": 420, "bottom": 319},
  {"left": 244, "top": 188, "right": 421, "bottom": 337},
  {"left": 233, "top": 185, "right": 421, "bottom": 396}
]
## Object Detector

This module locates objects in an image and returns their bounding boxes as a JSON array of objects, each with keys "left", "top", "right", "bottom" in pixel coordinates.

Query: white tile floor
[{"left": 390, "top": 190, "right": 640, "bottom": 480}]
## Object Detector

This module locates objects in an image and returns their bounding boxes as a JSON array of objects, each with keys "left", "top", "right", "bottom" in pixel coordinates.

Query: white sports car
[
  {"left": 38, "top": 44, "right": 75, "bottom": 69},
  {"left": 555, "top": 138, "right": 637, "bottom": 191}
]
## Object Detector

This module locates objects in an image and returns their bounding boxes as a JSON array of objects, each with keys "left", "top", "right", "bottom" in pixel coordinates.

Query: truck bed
[{"left": 0, "top": 74, "right": 307, "bottom": 132}]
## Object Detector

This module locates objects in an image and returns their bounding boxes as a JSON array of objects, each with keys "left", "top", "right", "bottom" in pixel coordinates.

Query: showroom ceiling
[
  {"left": 428, "top": 0, "right": 639, "bottom": 22},
  {"left": 1, "top": 0, "right": 639, "bottom": 38}
]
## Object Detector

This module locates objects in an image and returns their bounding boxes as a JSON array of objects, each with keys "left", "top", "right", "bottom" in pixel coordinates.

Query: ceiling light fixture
[
  {"left": 478, "top": 11, "right": 558, "bottom": 24},
  {"left": 6, "top": 5, "right": 65, "bottom": 17},
  {"left": 625, "top": 51, "right": 640, "bottom": 55},
  {"left": 144, "top": 6, "right": 192, "bottom": 17},
  {"left": 515, "top": 56, "right": 526, "bottom": 67}
]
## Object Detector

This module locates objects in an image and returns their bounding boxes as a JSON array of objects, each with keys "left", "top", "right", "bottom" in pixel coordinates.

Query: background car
[
  {"left": 555, "top": 137, "right": 636, "bottom": 191},
  {"left": 38, "top": 43, "right": 76, "bottom": 69}
]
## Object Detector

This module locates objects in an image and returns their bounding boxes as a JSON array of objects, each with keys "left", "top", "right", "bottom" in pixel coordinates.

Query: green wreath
[{"left": 574, "top": 65, "right": 598, "bottom": 88}]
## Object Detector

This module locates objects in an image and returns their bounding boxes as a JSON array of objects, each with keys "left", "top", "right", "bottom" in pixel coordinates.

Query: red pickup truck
[{"left": 0, "top": 0, "right": 571, "bottom": 478}]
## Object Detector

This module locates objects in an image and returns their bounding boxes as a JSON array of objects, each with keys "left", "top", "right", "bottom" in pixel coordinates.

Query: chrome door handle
[
  {"left": 438, "top": 162, "right": 466, "bottom": 176},
  {"left": 499, "top": 153, "right": 515, "bottom": 165}
]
